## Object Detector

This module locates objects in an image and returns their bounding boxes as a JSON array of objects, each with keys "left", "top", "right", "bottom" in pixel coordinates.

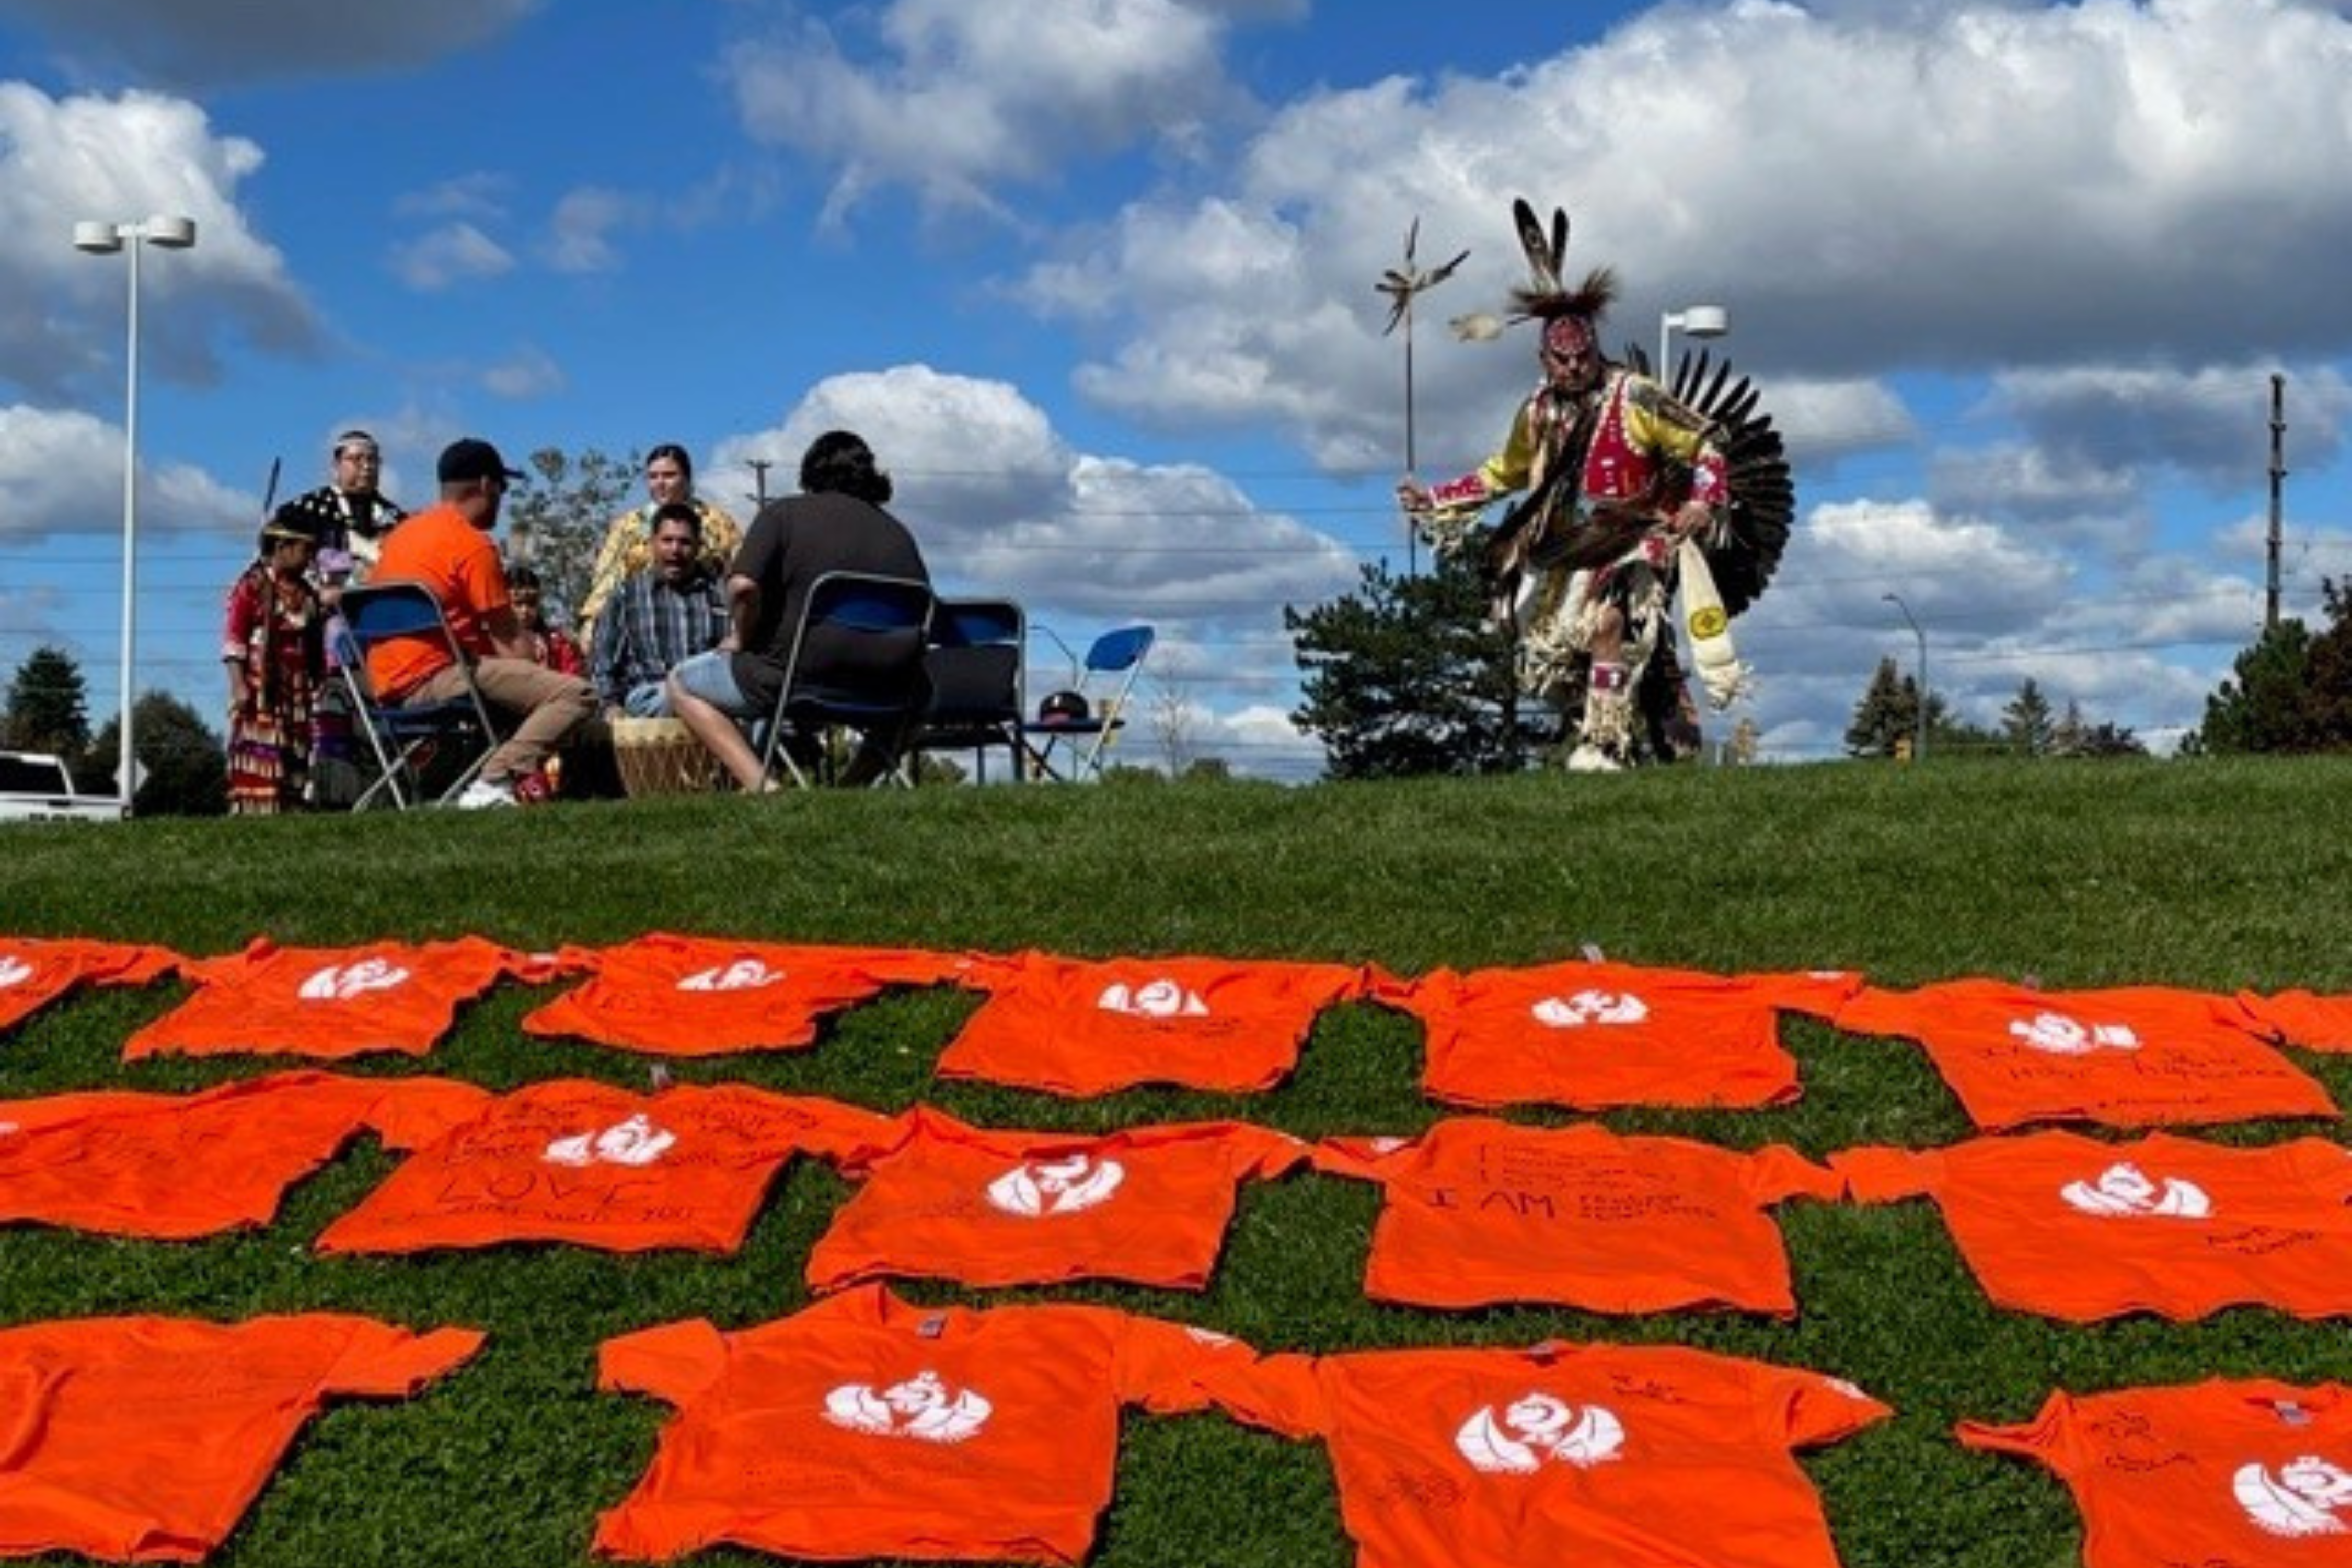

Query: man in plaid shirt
[{"left": 589, "top": 502, "right": 730, "bottom": 717}]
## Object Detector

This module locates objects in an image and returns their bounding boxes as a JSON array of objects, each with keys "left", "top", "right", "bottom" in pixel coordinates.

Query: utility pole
[
  {"left": 749, "top": 458, "right": 774, "bottom": 513},
  {"left": 2267, "top": 373, "right": 2286, "bottom": 632}
]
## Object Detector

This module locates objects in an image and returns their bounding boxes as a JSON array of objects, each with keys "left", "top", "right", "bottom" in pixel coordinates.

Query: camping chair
[
  {"left": 904, "top": 598, "right": 1027, "bottom": 785},
  {"left": 334, "top": 581, "right": 501, "bottom": 810},
  {"left": 1019, "top": 623, "right": 1156, "bottom": 782},
  {"left": 755, "top": 571, "right": 937, "bottom": 789}
]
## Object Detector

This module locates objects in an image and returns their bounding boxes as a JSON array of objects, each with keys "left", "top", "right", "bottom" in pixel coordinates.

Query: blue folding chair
[
  {"left": 756, "top": 571, "right": 937, "bottom": 789},
  {"left": 905, "top": 598, "right": 1027, "bottom": 785},
  {"left": 335, "top": 581, "right": 502, "bottom": 810},
  {"left": 1019, "top": 623, "right": 1156, "bottom": 782}
]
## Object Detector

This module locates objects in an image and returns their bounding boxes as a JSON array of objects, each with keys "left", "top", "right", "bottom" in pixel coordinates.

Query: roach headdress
[{"left": 1506, "top": 198, "right": 1618, "bottom": 325}]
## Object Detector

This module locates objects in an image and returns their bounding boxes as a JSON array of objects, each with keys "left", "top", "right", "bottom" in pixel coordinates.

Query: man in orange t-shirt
[{"left": 367, "top": 436, "right": 593, "bottom": 806}]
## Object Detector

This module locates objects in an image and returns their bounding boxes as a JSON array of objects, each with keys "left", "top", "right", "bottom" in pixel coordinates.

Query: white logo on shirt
[
  {"left": 2005, "top": 1011, "right": 2139, "bottom": 1055},
  {"left": 0, "top": 1121, "right": 17, "bottom": 1137},
  {"left": 677, "top": 959, "right": 785, "bottom": 993},
  {"left": 0, "top": 956, "right": 33, "bottom": 990},
  {"left": 1455, "top": 1394, "right": 1625, "bottom": 1474},
  {"left": 544, "top": 1113, "right": 677, "bottom": 1168},
  {"left": 1530, "top": 990, "right": 1649, "bottom": 1028},
  {"left": 297, "top": 958, "right": 411, "bottom": 1001},
  {"left": 824, "top": 1371, "right": 993, "bottom": 1443},
  {"left": 985, "top": 1153, "right": 1125, "bottom": 1217},
  {"left": 1098, "top": 979, "right": 1209, "bottom": 1018},
  {"left": 2235, "top": 1456, "right": 2352, "bottom": 1538},
  {"left": 2059, "top": 1161, "right": 2212, "bottom": 1220}
]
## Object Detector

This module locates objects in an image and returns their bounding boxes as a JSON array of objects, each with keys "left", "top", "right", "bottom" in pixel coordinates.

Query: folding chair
[
  {"left": 905, "top": 598, "right": 1027, "bottom": 785},
  {"left": 335, "top": 581, "right": 501, "bottom": 810},
  {"left": 756, "top": 571, "right": 936, "bottom": 789},
  {"left": 1019, "top": 623, "right": 1155, "bottom": 782}
]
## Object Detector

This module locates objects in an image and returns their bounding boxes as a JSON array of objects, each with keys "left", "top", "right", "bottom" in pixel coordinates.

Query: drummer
[{"left": 588, "top": 501, "right": 730, "bottom": 717}]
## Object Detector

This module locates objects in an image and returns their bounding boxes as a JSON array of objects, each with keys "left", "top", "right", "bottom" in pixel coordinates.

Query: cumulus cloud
[
  {"left": 0, "top": 0, "right": 540, "bottom": 86},
  {"left": 720, "top": 0, "right": 1273, "bottom": 222},
  {"left": 0, "top": 404, "right": 252, "bottom": 542},
  {"left": 393, "top": 223, "right": 515, "bottom": 291},
  {"left": 1989, "top": 362, "right": 2352, "bottom": 489},
  {"left": 0, "top": 85, "right": 317, "bottom": 399},
  {"left": 546, "top": 187, "right": 632, "bottom": 273}
]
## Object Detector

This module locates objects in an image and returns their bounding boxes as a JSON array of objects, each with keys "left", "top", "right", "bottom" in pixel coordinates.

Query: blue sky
[{"left": 3, "top": 0, "right": 2348, "bottom": 775}]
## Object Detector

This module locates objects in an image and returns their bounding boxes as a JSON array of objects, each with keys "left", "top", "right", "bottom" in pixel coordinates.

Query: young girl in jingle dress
[{"left": 222, "top": 510, "right": 326, "bottom": 814}]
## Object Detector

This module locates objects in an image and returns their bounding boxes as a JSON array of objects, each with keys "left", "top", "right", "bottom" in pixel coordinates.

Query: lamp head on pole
[
  {"left": 142, "top": 215, "right": 197, "bottom": 249},
  {"left": 73, "top": 220, "right": 123, "bottom": 254},
  {"left": 1676, "top": 304, "right": 1730, "bottom": 339}
]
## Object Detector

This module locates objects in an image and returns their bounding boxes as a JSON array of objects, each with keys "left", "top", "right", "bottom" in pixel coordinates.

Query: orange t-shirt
[
  {"left": 932, "top": 951, "right": 1371, "bottom": 1096},
  {"left": 1959, "top": 1380, "right": 2352, "bottom": 1567},
  {"left": 1834, "top": 979, "right": 2334, "bottom": 1128},
  {"left": 1384, "top": 960, "right": 1860, "bottom": 1110},
  {"left": 805, "top": 1107, "right": 1307, "bottom": 1292},
  {"left": 0, "top": 936, "right": 178, "bottom": 1034},
  {"left": 2243, "top": 987, "right": 2352, "bottom": 1051},
  {"left": 0, "top": 1312, "right": 481, "bottom": 1563},
  {"left": 1315, "top": 1119, "right": 1838, "bottom": 1315},
  {"left": 121, "top": 935, "right": 535, "bottom": 1061},
  {"left": 364, "top": 502, "right": 510, "bottom": 698},
  {"left": 1836, "top": 1131, "right": 2352, "bottom": 1322},
  {"left": 1221, "top": 1341, "right": 1889, "bottom": 1568},
  {"left": 315, "top": 1079, "right": 893, "bottom": 1255},
  {"left": 0, "top": 1071, "right": 488, "bottom": 1239},
  {"left": 522, "top": 932, "right": 960, "bottom": 1056},
  {"left": 593, "top": 1286, "right": 1288, "bottom": 1565}
]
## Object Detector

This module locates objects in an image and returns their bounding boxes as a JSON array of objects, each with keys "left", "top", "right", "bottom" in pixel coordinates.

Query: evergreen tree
[
  {"left": 1845, "top": 658, "right": 1916, "bottom": 757},
  {"left": 2, "top": 645, "right": 93, "bottom": 756},
  {"left": 2193, "top": 617, "right": 2321, "bottom": 754},
  {"left": 2000, "top": 677, "right": 2056, "bottom": 757},
  {"left": 2049, "top": 698, "right": 2088, "bottom": 758},
  {"left": 2077, "top": 722, "right": 2150, "bottom": 758},
  {"left": 79, "top": 692, "right": 228, "bottom": 815},
  {"left": 504, "top": 446, "right": 638, "bottom": 624},
  {"left": 1285, "top": 547, "right": 1532, "bottom": 779}
]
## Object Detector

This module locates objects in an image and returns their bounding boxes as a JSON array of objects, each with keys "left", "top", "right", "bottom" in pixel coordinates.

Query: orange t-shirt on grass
[
  {"left": 804, "top": 1106, "right": 1307, "bottom": 1292},
  {"left": 521, "top": 931, "right": 960, "bottom": 1056},
  {"left": 0, "top": 1071, "right": 488, "bottom": 1239},
  {"left": 1836, "top": 1131, "right": 2352, "bottom": 1322},
  {"left": 1959, "top": 1380, "right": 2352, "bottom": 1568},
  {"left": 122, "top": 935, "right": 536, "bottom": 1061},
  {"left": 931, "top": 950, "right": 1371, "bottom": 1096},
  {"left": 1315, "top": 1119, "right": 1838, "bottom": 1315},
  {"left": 363, "top": 501, "right": 509, "bottom": 698},
  {"left": 0, "top": 1312, "right": 481, "bottom": 1564},
  {"left": 593, "top": 1285, "right": 1289, "bottom": 1565},
  {"left": 1833, "top": 979, "right": 2334, "bottom": 1129},
  {"left": 315, "top": 1079, "right": 893, "bottom": 1255},
  {"left": 2242, "top": 986, "right": 2352, "bottom": 1052},
  {"left": 1219, "top": 1340, "right": 1889, "bottom": 1568},
  {"left": 1382, "top": 959, "right": 1860, "bottom": 1110},
  {"left": 0, "top": 936, "right": 178, "bottom": 1034}
]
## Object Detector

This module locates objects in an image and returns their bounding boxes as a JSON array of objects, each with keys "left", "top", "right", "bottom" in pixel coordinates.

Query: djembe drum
[{"left": 610, "top": 715, "right": 719, "bottom": 798}]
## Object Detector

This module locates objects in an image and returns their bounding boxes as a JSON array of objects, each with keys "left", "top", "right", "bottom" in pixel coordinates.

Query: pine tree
[
  {"left": 1285, "top": 549, "right": 1534, "bottom": 779},
  {"left": 2193, "top": 618, "right": 2320, "bottom": 753},
  {"left": 1844, "top": 658, "right": 1910, "bottom": 757},
  {"left": 2049, "top": 698, "right": 2088, "bottom": 758},
  {"left": 2000, "top": 677, "right": 2055, "bottom": 758},
  {"left": 2, "top": 645, "right": 93, "bottom": 756}
]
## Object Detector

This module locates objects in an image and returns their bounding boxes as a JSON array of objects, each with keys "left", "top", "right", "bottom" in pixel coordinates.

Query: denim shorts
[{"left": 667, "top": 650, "right": 755, "bottom": 717}]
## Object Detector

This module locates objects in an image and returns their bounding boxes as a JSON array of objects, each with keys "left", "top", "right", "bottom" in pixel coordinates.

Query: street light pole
[
  {"left": 73, "top": 214, "right": 197, "bottom": 819},
  {"left": 1657, "top": 304, "right": 1729, "bottom": 382},
  {"left": 1881, "top": 592, "right": 1928, "bottom": 763}
]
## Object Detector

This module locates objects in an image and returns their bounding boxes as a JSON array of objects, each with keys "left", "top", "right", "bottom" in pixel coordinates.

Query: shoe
[
  {"left": 510, "top": 767, "right": 556, "bottom": 806},
  {"left": 454, "top": 777, "right": 516, "bottom": 809},
  {"left": 1565, "top": 743, "right": 1622, "bottom": 774}
]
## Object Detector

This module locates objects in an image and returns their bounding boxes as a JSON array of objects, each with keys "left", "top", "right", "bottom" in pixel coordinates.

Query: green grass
[{"left": 5, "top": 756, "right": 2352, "bottom": 1566}]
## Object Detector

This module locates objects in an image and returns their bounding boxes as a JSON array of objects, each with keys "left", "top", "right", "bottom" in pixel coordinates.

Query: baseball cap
[{"left": 436, "top": 436, "right": 525, "bottom": 485}]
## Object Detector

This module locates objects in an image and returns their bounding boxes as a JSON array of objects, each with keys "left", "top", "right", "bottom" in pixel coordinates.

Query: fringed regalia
[{"left": 222, "top": 561, "right": 325, "bottom": 815}]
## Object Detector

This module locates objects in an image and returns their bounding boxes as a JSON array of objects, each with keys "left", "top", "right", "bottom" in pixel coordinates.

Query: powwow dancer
[{"left": 1399, "top": 199, "right": 1792, "bottom": 770}]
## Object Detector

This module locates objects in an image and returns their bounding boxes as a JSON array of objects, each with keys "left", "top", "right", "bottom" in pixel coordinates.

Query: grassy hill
[{"left": 5, "top": 756, "right": 2352, "bottom": 1567}]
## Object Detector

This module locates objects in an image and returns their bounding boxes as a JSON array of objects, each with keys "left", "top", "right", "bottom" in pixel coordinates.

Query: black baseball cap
[{"left": 436, "top": 436, "right": 525, "bottom": 485}]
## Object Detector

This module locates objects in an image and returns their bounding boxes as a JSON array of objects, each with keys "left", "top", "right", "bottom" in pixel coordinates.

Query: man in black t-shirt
[{"left": 667, "top": 430, "right": 930, "bottom": 789}]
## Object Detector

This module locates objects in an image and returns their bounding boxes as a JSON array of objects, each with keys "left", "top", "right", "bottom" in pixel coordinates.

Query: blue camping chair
[
  {"left": 334, "top": 580, "right": 502, "bottom": 810},
  {"left": 756, "top": 571, "right": 937, "bottom": 789},
  {"left": 1020, "top": 623, "right": 1156, "bottom": 782},
  {"left": 905, "top": 597, "right": 1028, "bottom": 785}
]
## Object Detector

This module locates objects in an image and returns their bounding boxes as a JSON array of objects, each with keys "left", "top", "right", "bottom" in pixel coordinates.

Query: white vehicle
[{"left": 0, "top": 751, "right": 121, "bottom": 824}]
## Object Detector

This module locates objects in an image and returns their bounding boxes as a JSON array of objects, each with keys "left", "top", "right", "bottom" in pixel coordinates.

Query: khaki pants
[{"left": 406, "top": 659, "right": 593, "bottom": 783}]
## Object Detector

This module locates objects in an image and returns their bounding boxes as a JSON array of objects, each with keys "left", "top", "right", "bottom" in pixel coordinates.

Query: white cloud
[
  {"left": 481, "top": 345, "right": 567, "bottom": 400},
  {"left": 0, "top": 403, "right": 251, "bottom": 542},
  {"left": 0, "top": 85, "right": 317, "bottom": 399},
  {"left": 720, "top": 0, "right": 1263, "bottom": 221},
  {"left": 393, "top": 223, "right": 515, "bottom": 291},
  {"left": 394, "top": 173, "right": 511, "bottom": 223},
  {"left": 0, "top": 0, "right": 541, "bottom": 86},
  {"left": 546, "top": 187, "right": 632, "bottom": 273}
]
